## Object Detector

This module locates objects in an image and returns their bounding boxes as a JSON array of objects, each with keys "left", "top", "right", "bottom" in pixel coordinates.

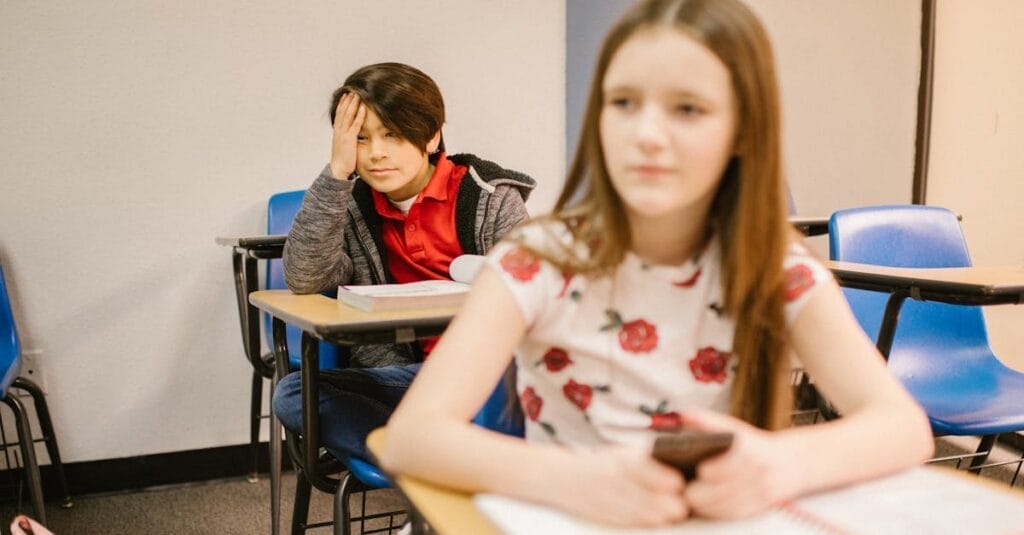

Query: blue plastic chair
[
  {"left": 244, "top": 191, "right": 345, "bottom": 480},
  {"left": 829, "top": 205, "right": 1024, "bottom": 472},
  {"left": 0, "top": 260, "right": 73, "bottom": 524},
  {"left": 263, "top": 190, "right": 343, "bottom": 371},
  {"left": 334, "top": 366, "right": 524, "bottom": 533}
]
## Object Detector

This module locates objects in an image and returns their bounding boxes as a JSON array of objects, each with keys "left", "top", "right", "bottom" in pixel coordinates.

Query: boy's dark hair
[{"left": 330, "top": 63, "right": 446, "bottom": 161}]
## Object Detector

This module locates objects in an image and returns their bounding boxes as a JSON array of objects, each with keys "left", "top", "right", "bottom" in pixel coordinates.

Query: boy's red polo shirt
[{"left": 371, "top": 154, "right": 467, "bottom": 357}]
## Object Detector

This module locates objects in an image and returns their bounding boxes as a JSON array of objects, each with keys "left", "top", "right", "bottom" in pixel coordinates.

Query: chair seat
[
  {"left": 897, "top": 348, "right": 1024, "bottom": 436},
  {"left": 345, "top": 457, "right": 392, "bottom": 488}
]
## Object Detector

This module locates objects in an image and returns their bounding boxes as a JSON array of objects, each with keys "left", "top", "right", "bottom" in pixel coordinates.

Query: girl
[{"left": 381, "top": 0, "right": 932, "bottom": 528}]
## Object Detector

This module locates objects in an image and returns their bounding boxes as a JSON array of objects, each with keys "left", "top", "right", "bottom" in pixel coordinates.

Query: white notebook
[{"left": 475, "top": 467, "right": 1024, "bottom": 534}]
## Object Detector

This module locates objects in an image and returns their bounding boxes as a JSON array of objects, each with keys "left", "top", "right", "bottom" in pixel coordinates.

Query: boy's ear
[{"left": 426, "top": 131, "right": 442, "bottom": 154}]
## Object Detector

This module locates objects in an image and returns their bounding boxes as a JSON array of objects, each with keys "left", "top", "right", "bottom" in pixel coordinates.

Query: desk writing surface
[
  {"left": 827, "top": 261, "right": 1024, "bottom": 301},
  {"left": 214, "top": 234, "right": 288, "bottom": 248},
  {"left": 365, "top": 428, "right": 501, "bottom": 535},
  {"left": 249, "top": 290, "right": 459, "bottom": 341},
  {"left": 788, "top": 216, "right": 829, "bottom": 237}
]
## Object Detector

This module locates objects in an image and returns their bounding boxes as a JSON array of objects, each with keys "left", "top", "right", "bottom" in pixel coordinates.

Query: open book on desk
[
  {"left": 337, "top": 254, "right": 485, "bottom": 312},
  {"left": 475, "top": 467, "right": 1024, "bottom": 534}
]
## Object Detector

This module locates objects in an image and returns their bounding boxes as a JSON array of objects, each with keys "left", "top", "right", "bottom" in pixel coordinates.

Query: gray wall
[{"left": 566, "top": 0, "right": 633, "bottom": 162}]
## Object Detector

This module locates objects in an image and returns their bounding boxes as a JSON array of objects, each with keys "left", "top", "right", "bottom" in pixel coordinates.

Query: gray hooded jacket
[{"left": 283, "top": 153, "right": 536, "bottom": 367}]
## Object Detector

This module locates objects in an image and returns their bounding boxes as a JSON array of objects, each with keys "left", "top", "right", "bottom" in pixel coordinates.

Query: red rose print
[
  {"left": 600, "top": 310, "right": 659, "bottom": 354},
  {"left": 562, "top": 379, "right": 609, "bottom": 411},
  {"left": 563, "top": 379, "right": 593, "bottom": 411},
  {"left": 500, "top": 247, "right": 541, "bottom": 282},
  {"left": 641, "top": 401, "right": 684, "bottom": 431},
  {"left": 536, "top": 347, "right": 573, "bottom": 372},
  {"left": 620, "top": 319, "right": 658, "bottom": 353},
  {"left": 673, "top": 267, "right": 702, "bottom": 288},
  {"left": 784, "top": 264, "right": 815, "bottom": 302},
  {"left": 650, "top": 412, "right": 684, "bottom": 431},
  {"left": 520, "top": 386, "right": 543, "bottom": 421},
  {"left": 689, "top": 346, "right": 731, "bottom": 383}
]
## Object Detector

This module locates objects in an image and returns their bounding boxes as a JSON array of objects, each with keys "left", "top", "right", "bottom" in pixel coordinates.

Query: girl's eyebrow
[{"left": 604, "top": 84, "right": 712, "bottom": 102}]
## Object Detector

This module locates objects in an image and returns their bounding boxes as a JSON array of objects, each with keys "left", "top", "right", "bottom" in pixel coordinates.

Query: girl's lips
[{"left": 632, "top": 165, "right": 673, "bottom": 175}]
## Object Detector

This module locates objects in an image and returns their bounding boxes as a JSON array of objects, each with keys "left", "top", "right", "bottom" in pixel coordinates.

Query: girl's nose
[{"left": 636, "top": 106, "right": 668, "bottom": 153}]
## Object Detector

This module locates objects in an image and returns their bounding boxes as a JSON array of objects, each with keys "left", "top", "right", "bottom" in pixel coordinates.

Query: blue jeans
[{"left": 271, "top": 363, "right": 422, "bottom": 462}]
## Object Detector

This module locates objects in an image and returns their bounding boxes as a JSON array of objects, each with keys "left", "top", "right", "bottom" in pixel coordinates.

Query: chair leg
[
  {"left": 291, "top": 468, "right": 313, "bottom": 535},
  {"left": 1, "top": 394, "right": 46, "bottom": 525},
  {"left": 11, "top": 377, "right": 73, "bottom": 509},
  {"left": 250, "top": 370, "right": 263, "bottom": 483},
  {"left": 968, "top": 434, "right": 997, "bottom": 474},
  {"left": 334, "top": 472, "right": 353, "bottom": 535}
]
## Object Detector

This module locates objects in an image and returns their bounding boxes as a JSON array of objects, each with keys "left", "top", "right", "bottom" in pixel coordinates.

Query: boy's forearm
[{"left": 283, "top": 168, "right": 354, "bottom": 292}]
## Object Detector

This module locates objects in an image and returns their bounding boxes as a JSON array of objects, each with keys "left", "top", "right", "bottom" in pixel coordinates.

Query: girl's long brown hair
[{"left": 534, "top": 0, "right": 792, "bottom": 429}]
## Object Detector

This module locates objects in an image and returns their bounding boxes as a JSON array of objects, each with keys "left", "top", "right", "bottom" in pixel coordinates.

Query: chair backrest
[
  {"left": 828, "top": 205, "right": 993, "bottom": 380},
  {"left": 264, "top": 190, "right": 341, "bottom": 370},
  {"left": 472, "top": 366, "right": 525, "bottom": 438},
  {"left": 0, "top": 261, "right": 23, "bottom": 396}
]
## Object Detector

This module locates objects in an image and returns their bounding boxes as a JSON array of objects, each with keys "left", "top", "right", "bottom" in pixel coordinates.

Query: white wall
[
  {"left": 0, "top": 1, "right": 565, "bottom": 463},
  {"left": 928, "top": 1, "right": 1024, "bottom": 370},
  {"left": 746, "top": 0, "right": 922, "bottom": 217}
]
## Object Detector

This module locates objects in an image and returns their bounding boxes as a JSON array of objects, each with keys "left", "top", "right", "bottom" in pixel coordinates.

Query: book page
[
  {"left": 474, "top": 494, "right": 824, "bottom": 535},
  {"left": 792, "top": 467, "right": 1024, "bottom": 533},
  {"left": 474, "top": 467, "right": 1024, "bottom": 534}
]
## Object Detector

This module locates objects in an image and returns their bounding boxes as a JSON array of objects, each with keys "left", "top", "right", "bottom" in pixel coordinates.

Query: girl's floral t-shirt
[{"left": 485, "top": 222, "right": 831, "bottom": 448}]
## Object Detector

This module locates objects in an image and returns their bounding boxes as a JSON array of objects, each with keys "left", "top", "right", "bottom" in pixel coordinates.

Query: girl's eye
[
  {"left": 608, "top": 97, "right": 636, "bottom": 111},
  {"left": 356, "top": 136, "right": 367, "bottom": 143},
  {"left": 384, "top": 132, "right": 395, "bottom": 138},
  {"left": 676, "top": 104, "right": 704, "bottom": 117}
]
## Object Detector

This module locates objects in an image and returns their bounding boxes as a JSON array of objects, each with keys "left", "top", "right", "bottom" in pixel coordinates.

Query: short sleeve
[
  {"left": 484, "top": 224, "right": 569, "bottom": 327},
  {"left": 782, "top": 244, "right": 832, "bottom": 324}
]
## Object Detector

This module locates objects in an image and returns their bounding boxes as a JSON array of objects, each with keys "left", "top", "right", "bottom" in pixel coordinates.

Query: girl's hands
[
  {"left": 681, "top": 409, "right": 801, "bottom": 519},
  {"left": 329, "top": 92, "right": 367, "bottom": 180},
  {"left": 543, "top": 444, "right": 688, "bottom": 528}
]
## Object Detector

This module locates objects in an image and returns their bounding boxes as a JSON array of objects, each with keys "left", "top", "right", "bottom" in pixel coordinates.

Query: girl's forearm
[
  {"left": 780, "top": 399, "right": 933, "bottom": 497},
  {"left": 380, "top": 413, "right": 569, "bottom": 504}
]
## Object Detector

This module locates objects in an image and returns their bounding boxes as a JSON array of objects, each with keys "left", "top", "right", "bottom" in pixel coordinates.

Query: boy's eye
[{"left": 356, "top": 135, "right": 367, "bottom": 142}]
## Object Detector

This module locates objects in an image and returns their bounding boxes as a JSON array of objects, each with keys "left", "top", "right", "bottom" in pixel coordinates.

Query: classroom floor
[{"left": 0, "top": 436, "right": 1020, "bottom": 535}]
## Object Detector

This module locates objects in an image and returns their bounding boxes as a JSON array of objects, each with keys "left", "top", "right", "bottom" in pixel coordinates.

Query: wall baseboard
[{"left": 0, "top": 442, "right": 293, "bottom": 502}]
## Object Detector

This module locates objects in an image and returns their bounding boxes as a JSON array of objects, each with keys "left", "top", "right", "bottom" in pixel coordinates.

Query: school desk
[
  {"left": 789, "top": 216, "right": 829, "bottom": 237},
  {"left": 216, "top": 235, "right": 288, "bottom": 533},
  {"left": 248, "top": 289, "right": 459, "bottom": 530},
  {"left": 825, "top": 262, "right": 1024, "bottom": 358},
  {"left": 365, "top": 427, "right": 1024, "bottom": 534}
]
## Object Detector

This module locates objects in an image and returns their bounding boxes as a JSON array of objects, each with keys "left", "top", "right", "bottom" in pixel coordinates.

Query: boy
[{"left": 273, "top": 63, "right": 534, "bottom": 462}]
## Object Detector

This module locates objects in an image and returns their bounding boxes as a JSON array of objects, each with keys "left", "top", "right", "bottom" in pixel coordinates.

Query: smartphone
[{"left": 652, "top": 431, "right": 733, "bottom": 480}]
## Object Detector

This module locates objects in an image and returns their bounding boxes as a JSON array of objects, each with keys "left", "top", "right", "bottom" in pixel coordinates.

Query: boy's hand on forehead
[{"left": 329, "top": 92, "right": 367, "bottom": 180}]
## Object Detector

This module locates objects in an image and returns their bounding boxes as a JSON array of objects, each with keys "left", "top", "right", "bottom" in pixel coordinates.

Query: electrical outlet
[{"left": 21, "top": 348, "right": 46, "bottom": 393}]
